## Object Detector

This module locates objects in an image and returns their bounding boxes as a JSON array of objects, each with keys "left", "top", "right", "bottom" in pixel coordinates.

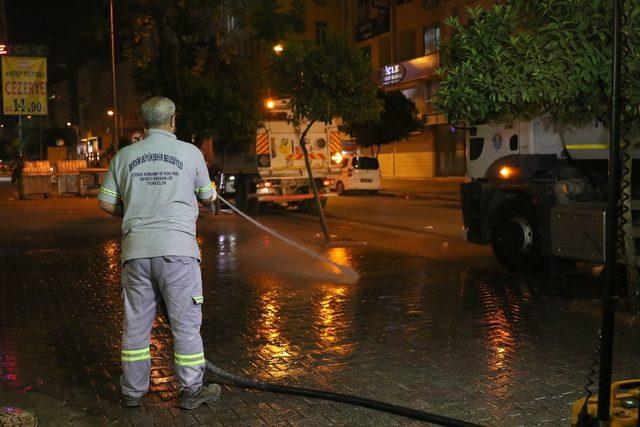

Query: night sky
[{"left": 5, "top": 0, "right": 110, "bottom": 84}]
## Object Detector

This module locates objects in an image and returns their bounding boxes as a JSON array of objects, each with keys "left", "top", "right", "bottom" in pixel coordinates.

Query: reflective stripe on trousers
[{"left": 120, "top": 256, "right": 205, "bottom": 397}]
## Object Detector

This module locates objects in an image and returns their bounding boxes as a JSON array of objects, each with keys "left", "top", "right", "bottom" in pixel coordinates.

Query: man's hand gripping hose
[{"left": 195, "top": 195, "right": 483, "bottom": 426}]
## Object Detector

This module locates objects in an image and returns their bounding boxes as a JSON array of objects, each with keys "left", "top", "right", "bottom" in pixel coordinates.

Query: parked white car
[{"left": 333, "top": 155, "right": 382, "bottom": 195}]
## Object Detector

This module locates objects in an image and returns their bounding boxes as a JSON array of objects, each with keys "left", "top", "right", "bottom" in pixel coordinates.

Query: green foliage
[
  {"left": 180, "top": 63, "right": 264, "bottom": 154},
  {"left": 436, "top": 0, "right": 640, "bottom": 126},
  {"left": 271, "top": 34, "right": 382, "bottom": 130},
  {"left": 343, "top": 90, "right": 421, "bottom": 154},
  {"left": 123, "top": 0, "right": 305, "bottom": 151},
  {"left": 247, "top": 0, "right": 306, "bottom": 44}
]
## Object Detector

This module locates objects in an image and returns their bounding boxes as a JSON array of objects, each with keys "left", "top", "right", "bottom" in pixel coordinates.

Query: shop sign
[
  {"left": 2, "top": 56, "right": 47, "bottom": 115},
  {"left": 380, "top": 63, "right": 405, "bottom": 86}
]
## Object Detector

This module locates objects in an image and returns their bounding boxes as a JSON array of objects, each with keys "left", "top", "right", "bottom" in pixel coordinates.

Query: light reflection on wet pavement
[{"left": 0, "top": 197, "right": 639, "bottom": 425}]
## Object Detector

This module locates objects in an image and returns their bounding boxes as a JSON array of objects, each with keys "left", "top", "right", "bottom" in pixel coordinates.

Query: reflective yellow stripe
[
  {"left": 100, "top": 187, "right": 118, "bottom": 196},
  {"left": 174, "top": 352, "right": 205, "bottom": 366},
  {"left": 121, "top": 348, "right": 150, "bottom": 362},
  {"left": 175, "top": 357, "right": 205, "bottom": 366},
  {"left": 122, "top": 348, "right": 150, "bottom": 355},
  {"left": 566, "top": 144, "right": 608, "bottom": 150},
  {"left": 174, "top": 352, "right": 204, "bottom": 360},
  {"left": 122, "top": 354, "right": 151, "bottom": 362},
  {"left": 195, "top": 183, "right": 212, "bottom": 193}
]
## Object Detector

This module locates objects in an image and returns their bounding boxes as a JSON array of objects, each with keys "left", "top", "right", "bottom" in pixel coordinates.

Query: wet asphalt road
[
  {"left": 325, "top": 195, "right": 464, "bottom": 239},
  {"left": 1, "top": 188, "right": 639, "bottom": 426}
]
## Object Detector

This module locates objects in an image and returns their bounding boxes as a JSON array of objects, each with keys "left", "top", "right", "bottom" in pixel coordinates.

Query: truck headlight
[{"left": 499, "top": 166, "right": 514, "bottom": 179}]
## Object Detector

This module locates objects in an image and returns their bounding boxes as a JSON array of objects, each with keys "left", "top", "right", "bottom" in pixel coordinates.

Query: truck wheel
[
  {"left": 490, "top": 196, "right": 546, "bottom": 274},
  {"left": 235, "top": 176, "right": 260, "bottom": 214},
  {"left": 336, "top": 182, "right": 346, "bottom": 195}
]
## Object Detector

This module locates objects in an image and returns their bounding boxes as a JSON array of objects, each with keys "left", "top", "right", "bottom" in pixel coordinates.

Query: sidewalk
[{"left": 378, "top": 177, "right": 467, "bottom": 201}]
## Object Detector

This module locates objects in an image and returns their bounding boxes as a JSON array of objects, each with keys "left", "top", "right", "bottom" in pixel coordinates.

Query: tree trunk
[
  {"left": 376, "top": 144, "right": 381, "bottom": 158},
  {"left": 299, "top": 121, "right": 331, "bottom": 243}
]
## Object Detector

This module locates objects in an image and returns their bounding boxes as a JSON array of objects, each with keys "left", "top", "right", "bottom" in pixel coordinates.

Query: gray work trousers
[{"left": 120, "top": 256, "right": 205, "bottom": 398}]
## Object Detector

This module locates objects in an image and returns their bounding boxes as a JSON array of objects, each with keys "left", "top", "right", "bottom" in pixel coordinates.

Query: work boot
[
  {"left": 179, "top": 383, "right": 221, "bottom": 410},
  {"left": 121, "top": 394, "right": 142, "bottom": 408}
]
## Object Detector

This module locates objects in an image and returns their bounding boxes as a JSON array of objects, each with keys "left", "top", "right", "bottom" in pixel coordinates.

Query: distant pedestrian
[{"left": 98, "top": 96, "right": 220, "bottom": 409}]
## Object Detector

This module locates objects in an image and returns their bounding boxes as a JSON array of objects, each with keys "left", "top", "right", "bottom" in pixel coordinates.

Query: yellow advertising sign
[{"left": 1, "top": 56, "right": 47, "bottom": 115}]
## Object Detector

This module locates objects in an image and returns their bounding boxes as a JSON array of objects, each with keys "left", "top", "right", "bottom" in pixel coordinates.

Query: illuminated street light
[
  {"left": 107, "top": 110, "right": 115, "bottom": 117},
  {"left": 66, "top": 122, "right": 72, "bottom": 127},
  {"left": 273, "top": 44, "right": 284, "bottom": 54},
  {"left": 265, "top": 99, "right": 275, "bottom": 109}
]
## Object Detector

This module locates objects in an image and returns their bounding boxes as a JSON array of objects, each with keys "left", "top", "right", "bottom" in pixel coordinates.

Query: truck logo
[
  {"left": 279, "top": 138, "right": 292, "bottom": 154},
  {"left": 492, "top": 133, "right": 503, "bottom": 150}
]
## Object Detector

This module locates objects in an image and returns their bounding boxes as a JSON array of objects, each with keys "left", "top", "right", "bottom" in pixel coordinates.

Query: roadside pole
[
  {"left": 18, "top": 114, "right": 22, "bottom": 156},
  {"left": 109, "top": 0, "right": 119, "bottom": 151},
  {"left": 596, "top": 0, "right": 624, "bottom": 420}
]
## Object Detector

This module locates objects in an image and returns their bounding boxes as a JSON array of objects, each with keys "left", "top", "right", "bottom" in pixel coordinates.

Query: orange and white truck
[{"left": 216, "top": 102, "right": 343, "bottom": 213}]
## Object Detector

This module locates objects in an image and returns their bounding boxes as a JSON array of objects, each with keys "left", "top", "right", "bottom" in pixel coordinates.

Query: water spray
[
  {"left": 191, "top": 196, "right": 482, "bottom": 426},
  {"left": 218, "top": 196, "right": 359, "bottom": 283}
]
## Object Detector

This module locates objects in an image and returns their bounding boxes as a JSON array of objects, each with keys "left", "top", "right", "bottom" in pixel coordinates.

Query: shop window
[
  {"left": 316, "top": 22, "right": 327, "bottom": 43},
  {"left": 469, "top": 137, "right": 484, "bottom": 161},
  {"left": 423, "top": 24, "right": 440, "bottom": 55},
  {"left": 510, "top": 134, "right": 519, "bottom": 151}
]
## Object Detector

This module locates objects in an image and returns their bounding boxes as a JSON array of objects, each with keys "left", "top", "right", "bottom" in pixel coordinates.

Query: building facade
[
  {"left": 348, "top": 0, "right": 495, "bottom": 178},
  {"left": 225, "top": 0, "right": 498, "bottom": 178}
]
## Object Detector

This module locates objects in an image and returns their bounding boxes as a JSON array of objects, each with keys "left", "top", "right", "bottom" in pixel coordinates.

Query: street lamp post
[{"left": 109, "top": 0, "right": 119, "bottom": 151}]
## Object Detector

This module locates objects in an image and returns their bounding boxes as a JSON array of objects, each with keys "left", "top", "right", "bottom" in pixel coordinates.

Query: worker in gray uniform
[{"left": 98, "top": 96, "right": 220, "bottom": 410}]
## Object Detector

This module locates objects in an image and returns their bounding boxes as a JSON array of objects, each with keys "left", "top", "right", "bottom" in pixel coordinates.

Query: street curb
[{"left": 376, "top": 190, "right": 460, "bottom": 202}]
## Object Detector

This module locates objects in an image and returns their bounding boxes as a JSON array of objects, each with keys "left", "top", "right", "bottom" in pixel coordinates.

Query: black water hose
[
  {"left": 158, "top": 302, "right": 479, "bottom": 425},
  {"left": 204, "top": 359, "right": 482, "bottom": 426},
  {"left": 193, "top": 197, "right": 483, "bottom": 425}
]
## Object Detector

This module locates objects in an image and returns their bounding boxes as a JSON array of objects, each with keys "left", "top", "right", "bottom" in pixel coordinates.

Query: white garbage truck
[
  {"left": 216, "top": 101, "right": 343, "bottom": 213},
  {"left": 460, "top": 117, "right": 639, "bottom": 273}
]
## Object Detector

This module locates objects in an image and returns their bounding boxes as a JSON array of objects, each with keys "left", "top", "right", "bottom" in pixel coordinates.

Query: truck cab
[{"left": 461, "top": 117, "right": 639, "bottom": 274}]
